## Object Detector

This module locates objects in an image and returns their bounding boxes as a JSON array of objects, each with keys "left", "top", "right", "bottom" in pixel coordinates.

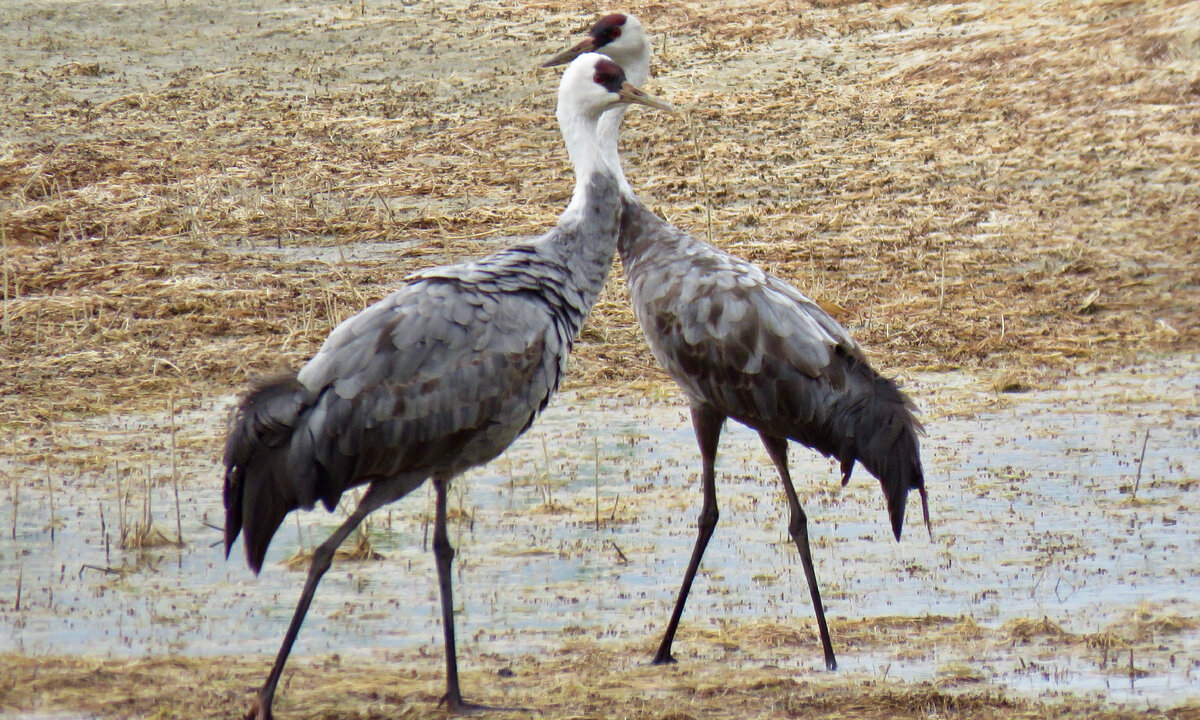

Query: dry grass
[
  {"left": 1, "top": 609, "right": 1193, "bottom": 717},
  {"left": 0, "top": 643, "right": 1181, "bottom": 720},
  {"left": 282, "top": 524, "right": 383, "bottom": 570},
  {"left": 15, "top": 613, "right": 1188, "bottom": 718},
  {"left": 0, "top": 0, "right": 1196, "bottom": 433}
]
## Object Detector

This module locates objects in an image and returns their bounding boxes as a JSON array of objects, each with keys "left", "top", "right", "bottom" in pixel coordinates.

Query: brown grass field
[{"left": 1, "top": 0, "right": 1198, "bottom": 717}]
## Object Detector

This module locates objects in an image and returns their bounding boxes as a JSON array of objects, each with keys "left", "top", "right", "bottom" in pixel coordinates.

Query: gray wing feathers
[
  {"left": 224, "top": 172, "right": 622, "bottom": 572},
  {"left": 225, "top": 278, "right": 567, "bottom": 572},
  {"left": 621, "top": 200, "right": 881, "bottom": 427},
  {"left": 298, "top": 281, "right": 564, "bottom": 483},
  {"left": 623, "top": 212, "right": 848, "bottom": 390},
  {"left": 619, "top": 198, "right": 926, "bottom": 538}
]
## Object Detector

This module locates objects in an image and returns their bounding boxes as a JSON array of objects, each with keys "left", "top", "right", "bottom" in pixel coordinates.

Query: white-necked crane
[
  {"left": 545, "top": 15, "right": 930, "bottom": 671},
  {"left": 223, "top": 53, "right": 671, "bottom": 718}
]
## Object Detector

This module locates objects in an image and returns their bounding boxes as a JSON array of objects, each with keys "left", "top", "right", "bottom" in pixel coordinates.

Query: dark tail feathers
[
  {"left": 837, "top": 355, "right": 931, "bottom": 543},
  {"left": 223, "top": 374, "right": 318, "bottom": 574}
]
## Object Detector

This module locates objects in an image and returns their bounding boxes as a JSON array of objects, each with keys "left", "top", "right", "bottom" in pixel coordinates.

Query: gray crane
[
  {"left": 546, "top": 16, "right": 930, "bottom": 672},
  {"left": 222, "top": 53, "right": 671, "bottom": 718}
]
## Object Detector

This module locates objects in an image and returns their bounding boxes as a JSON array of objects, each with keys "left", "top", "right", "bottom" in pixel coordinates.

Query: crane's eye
[{"left": 610, "top": 27, "right": 622, "bottom": 39}]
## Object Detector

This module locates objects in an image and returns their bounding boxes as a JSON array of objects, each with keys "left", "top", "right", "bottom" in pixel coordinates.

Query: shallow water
[
  {"left": 2, "top": 356, "right": 1198, "bottom": 708},
  {"left": 226, "top": 236, "right": 418, "bottom": 264}
]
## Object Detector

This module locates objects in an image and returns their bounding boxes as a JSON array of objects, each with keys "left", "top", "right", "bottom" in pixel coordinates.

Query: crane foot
[
  {"left": 243, "top": 695, "right": 272, "bottom": 720},
  {"left": 438, "top": 695, "right": 537, "bottom": 715}
]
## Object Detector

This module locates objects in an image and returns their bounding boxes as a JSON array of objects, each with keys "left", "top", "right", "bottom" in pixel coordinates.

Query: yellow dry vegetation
[
  {"left": 0, "top": 645, "right": 1182, "bottom": 720},
  {"left": 1, "top": 0, "right": 1196, "bottom": 430}
]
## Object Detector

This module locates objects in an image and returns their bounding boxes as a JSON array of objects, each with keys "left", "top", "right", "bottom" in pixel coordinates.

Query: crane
[
  {"left": 545, "top": 15, "right": 930, "bottom": 672},
  {"left": 223, "top": 53, "right": 671, "bottom": 718}
]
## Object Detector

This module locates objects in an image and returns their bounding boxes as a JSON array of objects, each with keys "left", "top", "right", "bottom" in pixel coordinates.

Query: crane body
[
  {"left": 546, "top": 15, "right": 930, "bottom": 671},
  {"left": 223, "top": 54, "right": 671, "bottom": 717}
]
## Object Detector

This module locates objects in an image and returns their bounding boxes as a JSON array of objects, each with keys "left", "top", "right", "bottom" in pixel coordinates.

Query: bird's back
[{"left": 618, "top": 198, "right": 927, "bottom": 539}]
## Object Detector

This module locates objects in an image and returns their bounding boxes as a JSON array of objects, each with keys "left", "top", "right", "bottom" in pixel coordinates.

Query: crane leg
[
  {"left": 431, "top": 475, "right": 470, "bottom": 711},
  {"left": 431, "top": 476, "right": 535, "bottom": 715},
  {"left": 759, "top": 433, "right": 837, "bottom": 671},
  {"left": 653, "top": 403, "right": 724, "bottom": 665},
  {"left": 249, "top": 486, "right": 392, "bottom": 720}
]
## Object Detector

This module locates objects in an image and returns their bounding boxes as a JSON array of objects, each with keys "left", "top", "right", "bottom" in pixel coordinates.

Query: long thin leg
[
  {"left": 653, "top": 403, "right": 725, "bottom": 665},
  {"left": 251, "top": 486, "right": 393, "bottom": 720},
  {"left": 432, "top": 476, "right": 532, "bottom": 715},
  {"left": 759, "top": 432, "right": 837, "bottom": 671},
  {"left": 432, "top": 475, "right": 469, "bottom": 711}
]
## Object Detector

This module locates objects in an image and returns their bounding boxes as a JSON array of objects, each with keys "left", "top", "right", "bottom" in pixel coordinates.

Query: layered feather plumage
[
  {"left": 224, "top": 174, "right": 622, "bottom": 573},
  {"left": 619, "top": 198, "right": 927, "bottom": 540}
]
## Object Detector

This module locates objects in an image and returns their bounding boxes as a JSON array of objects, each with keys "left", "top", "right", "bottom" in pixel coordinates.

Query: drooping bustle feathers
[
  {"left": 833, "top": 350, "right": 928, "bottom": 541},
  {"left": 222, "top": 374, "right": 318, "bottom": 574}
]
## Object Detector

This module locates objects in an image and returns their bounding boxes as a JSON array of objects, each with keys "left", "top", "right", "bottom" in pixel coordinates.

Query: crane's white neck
[
  {"left": 557, "top": 99, "right": 623, "bottom": 220},
  {"left": 596, "top": 52, "right": 650, "bottom": 199}
]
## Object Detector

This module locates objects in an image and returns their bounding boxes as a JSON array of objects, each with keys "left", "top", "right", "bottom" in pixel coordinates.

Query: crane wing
[
  {"left": 620, "top": 200, "right": 926, "bottom": 538},
  {"left": 295, "top": 275, "right": 564, "bottom": 489},
  {"left": 623, "top": 207, "right": 859, "bottom": 413}
]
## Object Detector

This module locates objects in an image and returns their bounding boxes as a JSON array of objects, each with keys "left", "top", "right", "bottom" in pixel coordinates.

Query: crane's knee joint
[
  {"left": 308, "top": 543, "right": 338, "bottom": 576},
  {"left": 432, "top": 533, "right": 455, "bottom": 561},
  {"left": 788, "top": 515, "right": 808, "bottom": 540}
]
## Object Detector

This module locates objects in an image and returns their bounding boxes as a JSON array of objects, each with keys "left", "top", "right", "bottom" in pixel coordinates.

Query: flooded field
[
  {"left": 3, "top": 356, "right": 1198, "bottom": 717},
  {"left": 2, "top": 0, "right": 1198, "bottom": 716}
]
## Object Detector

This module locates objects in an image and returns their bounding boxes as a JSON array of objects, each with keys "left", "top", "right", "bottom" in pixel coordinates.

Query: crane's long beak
[
  {"left": 541, "top": 38, "right": 596, "bottom": 68},
  {"left": 618, "top": 81, "right": 675, "bottom": 113}
]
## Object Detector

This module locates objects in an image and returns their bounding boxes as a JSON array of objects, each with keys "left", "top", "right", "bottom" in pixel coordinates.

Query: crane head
[
  {"left": 558, "top": 53, "right": 673, "bottom": 115},
  {"left": 542, "top": 13, "right": 648, "bottom": 71}
]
